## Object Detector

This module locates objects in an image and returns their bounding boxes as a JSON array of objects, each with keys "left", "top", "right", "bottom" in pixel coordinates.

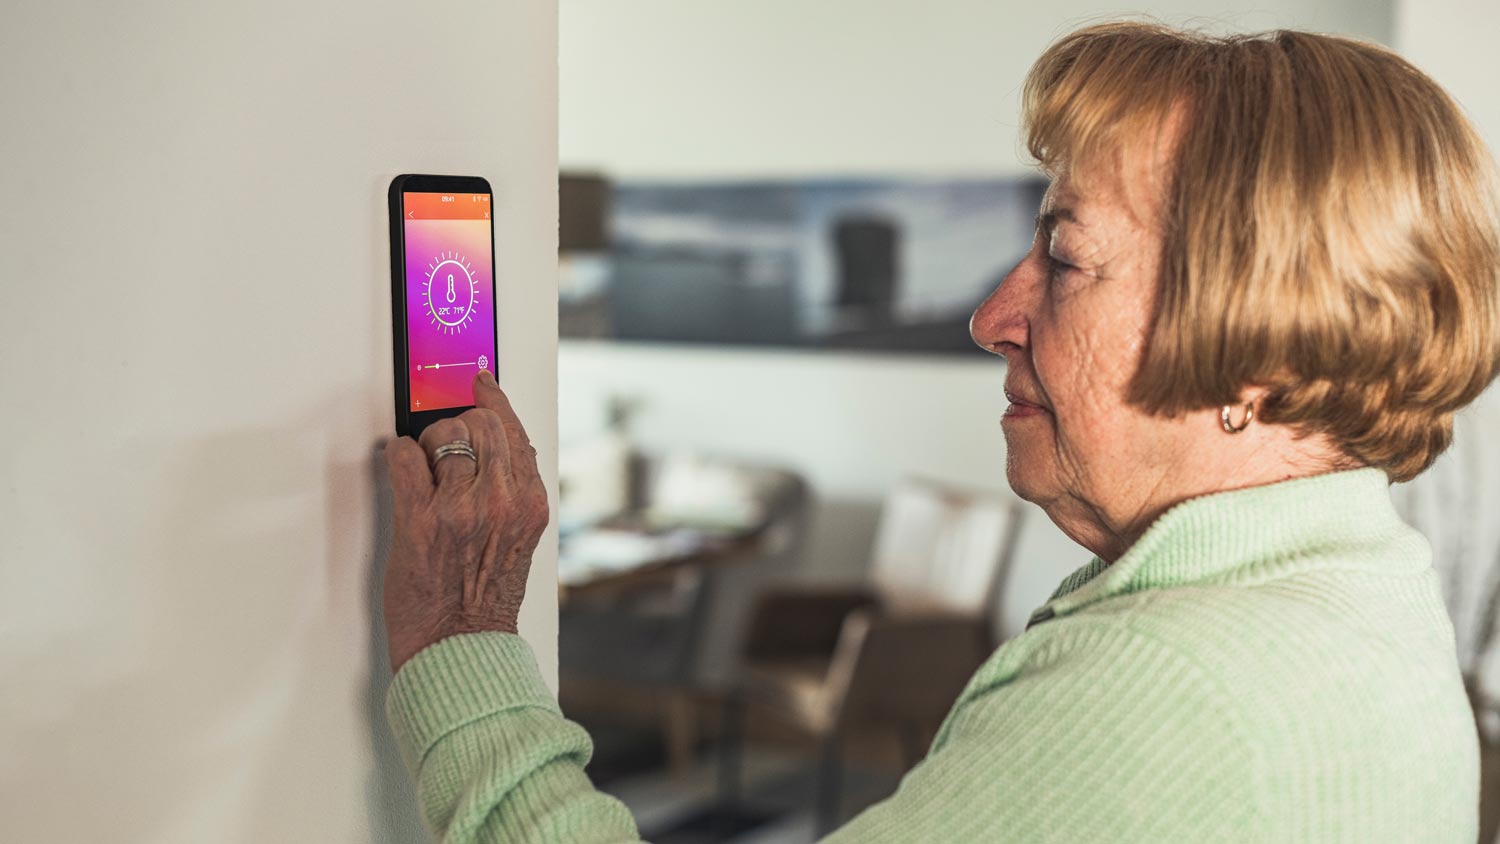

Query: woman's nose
[{"left": 970, "top": 258, "right": 1034, "bottom": 356}]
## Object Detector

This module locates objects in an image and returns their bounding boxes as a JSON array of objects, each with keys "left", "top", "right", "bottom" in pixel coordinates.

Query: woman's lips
[{"left": 1003, "top": 387, "right": 1049, "bottom": 419}]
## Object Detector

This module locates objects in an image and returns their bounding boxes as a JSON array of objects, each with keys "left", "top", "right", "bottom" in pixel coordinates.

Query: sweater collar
[{"left": 1027, "top": 468, "right": 1423, "bottom": 628}]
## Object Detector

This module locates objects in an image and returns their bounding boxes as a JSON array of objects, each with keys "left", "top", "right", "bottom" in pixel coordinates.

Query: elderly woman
[{"left": 381, "top": 22, "right": 1499, "bottom": 843}]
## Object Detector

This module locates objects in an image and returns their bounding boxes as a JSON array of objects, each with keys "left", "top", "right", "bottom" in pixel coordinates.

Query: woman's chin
[
  {"left": 1003, "top": 448, "right": 1053, "bottom": 505},
  {"left": 1001, "top": 410, "right": 1052, "bottom": 451}
]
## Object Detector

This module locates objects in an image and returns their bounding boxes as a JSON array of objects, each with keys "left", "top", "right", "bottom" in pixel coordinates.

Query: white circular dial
[{"left": 423, "top": 251, "right": 478, "bottom": 333}]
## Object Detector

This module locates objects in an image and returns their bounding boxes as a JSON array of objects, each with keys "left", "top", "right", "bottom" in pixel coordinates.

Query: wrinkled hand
[{"left": 382, "top": 371, "right": 549, "bottom": 672}]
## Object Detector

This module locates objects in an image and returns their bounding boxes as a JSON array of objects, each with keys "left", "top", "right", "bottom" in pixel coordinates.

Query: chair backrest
[
  {"left": 868, "top": 477, "right": 1023, "bottom": 617},
  {"left": 647, "top": 452, "right": 814, "bottom": 687}
]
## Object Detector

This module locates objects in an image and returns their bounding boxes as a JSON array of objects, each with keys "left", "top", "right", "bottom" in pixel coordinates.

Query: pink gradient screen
[{"left": 402, "top": 192, "right": 496, "bottom": 412}]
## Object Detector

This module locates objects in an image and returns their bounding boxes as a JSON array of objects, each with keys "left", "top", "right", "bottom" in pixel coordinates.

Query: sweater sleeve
[
  {"left": 388, "top": 627, "right": 1262, "bottom": 844},
  {"left": 825, "top": 623, "right": 1265, "bottom": 843},
  {"left": 385, "top": 632, "right": 643, "bottom": 844}
]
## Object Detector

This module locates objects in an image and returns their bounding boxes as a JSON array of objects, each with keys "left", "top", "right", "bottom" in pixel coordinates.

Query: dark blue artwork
[{"left": 559, "top": 177, "right": 1048, "bottom": 354}]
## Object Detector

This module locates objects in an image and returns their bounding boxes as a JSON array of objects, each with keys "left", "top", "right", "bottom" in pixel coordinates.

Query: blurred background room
[{"left": 551, "top": 2, "right": 1500, "bottom": 842}]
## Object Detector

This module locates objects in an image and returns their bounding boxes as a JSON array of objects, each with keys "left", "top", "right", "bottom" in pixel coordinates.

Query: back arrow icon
[{"left": 408, "top": 211, "right": 414, "bottom": 218}]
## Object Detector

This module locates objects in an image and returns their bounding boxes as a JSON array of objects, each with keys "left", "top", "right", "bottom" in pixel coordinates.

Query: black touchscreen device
[{"left": 388, "top": 174, "right": 497, "bottom": 438}]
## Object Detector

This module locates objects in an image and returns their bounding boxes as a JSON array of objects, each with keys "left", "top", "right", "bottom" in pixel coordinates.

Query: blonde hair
[{"left": 1024, "top": 22, "right": 1500, "bottom": 482}]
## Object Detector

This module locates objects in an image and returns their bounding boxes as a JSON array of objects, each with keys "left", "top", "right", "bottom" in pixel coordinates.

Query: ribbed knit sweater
[{"left": 386, "top": 468, "right": 1480, "bottom": 842}]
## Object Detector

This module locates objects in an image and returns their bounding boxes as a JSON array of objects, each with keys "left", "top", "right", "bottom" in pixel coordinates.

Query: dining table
[{"left": 557, "top": 515, "right": 769, "bottom": 602}]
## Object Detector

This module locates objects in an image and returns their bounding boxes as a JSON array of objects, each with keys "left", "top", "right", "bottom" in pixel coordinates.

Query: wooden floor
[
  {"left": 593, "top": 738, "right": 900, "bottom": 844},
  {"left": 564, "top": 676, "right": 908, "bottom": 843}
]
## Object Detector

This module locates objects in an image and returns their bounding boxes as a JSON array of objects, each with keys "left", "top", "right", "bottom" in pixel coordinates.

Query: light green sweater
[{"left": 387, "top": 468, "right": 1480, "bottom": 842}]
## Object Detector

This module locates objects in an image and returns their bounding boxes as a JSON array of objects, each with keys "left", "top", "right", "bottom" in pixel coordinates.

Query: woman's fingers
[
  {"left": 384, "top": 436, "right": 433, "bottom": 504},
  {"left": 472, "top": 371, "right": 541, "bottom": 484},
  {"left": 458, "top": 406, "right": 511, "bottom": 480},
  {"left": 418, "top": 417, "right": 478, "bottom": 487}
]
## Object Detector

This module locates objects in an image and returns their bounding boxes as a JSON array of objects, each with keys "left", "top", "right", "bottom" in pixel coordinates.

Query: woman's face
[{"left": 970, "top": 160, "right": 1205, "bottom": 558}]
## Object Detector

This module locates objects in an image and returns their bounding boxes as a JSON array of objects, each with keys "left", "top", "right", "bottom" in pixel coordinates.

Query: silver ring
[{"left": 431, "top": 440, "right": 479, "bottom": 469}]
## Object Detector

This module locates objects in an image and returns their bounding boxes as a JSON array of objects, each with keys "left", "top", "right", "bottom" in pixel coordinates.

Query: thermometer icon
[{"left": 424, "top": 252, "right": 478, "bottom": 333}]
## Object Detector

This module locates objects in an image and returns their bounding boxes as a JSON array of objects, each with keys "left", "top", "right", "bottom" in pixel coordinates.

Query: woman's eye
[{"left": 1044, "top": 253, "right": 1074, "bottom": 281}]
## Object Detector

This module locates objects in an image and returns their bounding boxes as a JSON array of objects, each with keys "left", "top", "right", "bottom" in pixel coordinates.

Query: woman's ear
[{"left": 1236, "top": 384, "right": 1274, "bottom": 408}]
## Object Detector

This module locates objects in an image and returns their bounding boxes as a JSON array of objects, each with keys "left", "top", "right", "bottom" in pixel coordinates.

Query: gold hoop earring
[{"left": 1221, "top": 402, "right": 1254, "bottom": 434}]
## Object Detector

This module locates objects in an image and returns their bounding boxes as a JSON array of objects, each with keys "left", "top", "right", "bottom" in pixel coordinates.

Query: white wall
[
  {"left": 561, "top": 0, "right": 1393, "bottom": 178},
  {"left": 559, "top": 0, "right": 1399, "bottom": 639},
  {"left": 0, "top": 2, "right": 557, "bottom": 842},
  {"left": 1395, "top": 0, "right": 1500, "bottom": 155}
]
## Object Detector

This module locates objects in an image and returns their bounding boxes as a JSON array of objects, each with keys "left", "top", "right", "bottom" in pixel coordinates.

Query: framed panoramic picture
[{"left": 560, "top": 176, "right": 1048, "bottom": 355}]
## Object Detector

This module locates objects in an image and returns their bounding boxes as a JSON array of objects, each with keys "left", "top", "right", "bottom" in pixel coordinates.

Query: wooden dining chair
[{"left": 722, "top": 477, "right": 1025, "bottom": 833}]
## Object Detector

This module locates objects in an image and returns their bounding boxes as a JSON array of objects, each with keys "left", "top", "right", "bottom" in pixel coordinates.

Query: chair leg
[
  {"left": 717, "top": 689, "right": 745, "bottom": 810},
  {"left": 815, "top": 731, "right": 843, "bottom": 835},
  {"left": 662, "top": 691, "right": 697, "bottom": 780}
]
